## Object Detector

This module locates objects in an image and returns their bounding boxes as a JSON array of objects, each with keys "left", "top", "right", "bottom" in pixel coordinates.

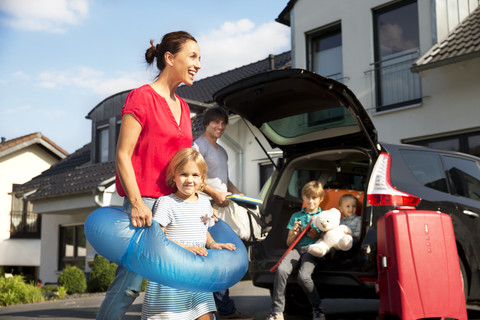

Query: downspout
[{"left": 219, "top": 133, "right": 244, "bottom": 192}]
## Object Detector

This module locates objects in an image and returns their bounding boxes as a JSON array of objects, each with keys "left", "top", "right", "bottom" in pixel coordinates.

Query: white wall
[
  {"left": 0, "top": 145, "right": 59, "bottom": 266},
  {"left": 220, "top": 116, "right": 279, "bottom": 198},
  {"left": 289, "top": 0, "right": 479, "bottom": 144},
  {"left": 375, "top": 57, "right": 480, "bottom": 143},
  {"left": 39, "top": 210, "right": 91, "bottom": 283}
]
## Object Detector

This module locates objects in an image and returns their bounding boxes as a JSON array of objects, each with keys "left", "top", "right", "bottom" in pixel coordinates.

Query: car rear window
[
  {"left": 266, "top": 106, "right": 357, "bottom": 139},
  {"left": 400, "top": 150, "right": 448, "bottom": 193}
]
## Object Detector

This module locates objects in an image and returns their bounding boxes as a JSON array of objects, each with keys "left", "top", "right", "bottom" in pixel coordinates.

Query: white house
[
  {"left": 0, "top": 133, "right": 67, "bottom": 281},
  {"left": 17, "top": 0, "right": 480, "bottom": 283},
  {"left": 14, "top": 51, "right": 290, "bottom": 283},
  {"left": 276, "top": 0, "right": 480, "bottom": 156}
]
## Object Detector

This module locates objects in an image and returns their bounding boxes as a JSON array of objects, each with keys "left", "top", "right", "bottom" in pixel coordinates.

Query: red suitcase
[{"left": 376, "top": 210, "right": 467, "bottom": 320}]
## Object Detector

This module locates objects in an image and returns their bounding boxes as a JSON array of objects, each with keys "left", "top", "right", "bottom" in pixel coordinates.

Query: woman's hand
[
  {"left": 185, "top": 246, "right": 208, "bottom": 256},
  {"left": 130, "top": 200, "right": 152, "bottom": 227}
]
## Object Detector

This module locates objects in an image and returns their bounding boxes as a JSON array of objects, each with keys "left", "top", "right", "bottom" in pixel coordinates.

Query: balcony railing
[
  {"left": 10, "top": 210, "right": 41, "bottom": 238},
  {"left": 366, "top": 50, "right": 422, "bottom": 112}
]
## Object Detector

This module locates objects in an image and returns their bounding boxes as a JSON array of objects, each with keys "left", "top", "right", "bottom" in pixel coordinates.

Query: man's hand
[
  {"left": 130, "top": 201, "right": 152, "bottom": 227},
  {"left": 212, "top": 191, "right": 231, "bottom": 207}
]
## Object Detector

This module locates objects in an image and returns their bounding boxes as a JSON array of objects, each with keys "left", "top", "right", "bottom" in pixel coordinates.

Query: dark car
[{"left": 214, "top": 69, "right": 480, "bottom": 312}]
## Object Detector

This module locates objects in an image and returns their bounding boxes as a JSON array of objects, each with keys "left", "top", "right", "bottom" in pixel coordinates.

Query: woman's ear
[{"left": 164, "top": 51, "right": 174, "bottom": 67}]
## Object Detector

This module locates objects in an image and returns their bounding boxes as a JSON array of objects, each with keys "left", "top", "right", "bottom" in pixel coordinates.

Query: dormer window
[{"left": 97, "top": 124, "right": 109, "bottom": 163}]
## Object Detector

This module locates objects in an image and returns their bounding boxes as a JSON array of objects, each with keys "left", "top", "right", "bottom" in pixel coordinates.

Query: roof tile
[{"left": 413, "top": 5, "right": 480, "bottom": 72}]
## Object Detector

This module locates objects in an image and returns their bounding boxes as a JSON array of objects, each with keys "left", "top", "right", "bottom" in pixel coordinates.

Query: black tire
[{"left": 284, "top": 288, "right": 311, "bottom": 315}]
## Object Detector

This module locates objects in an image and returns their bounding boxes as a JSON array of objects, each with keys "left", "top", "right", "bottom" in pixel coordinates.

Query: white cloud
[
  {"left": 34, "top": 66, "right": 147, "bottom": 97},
  {"left": 196, "top": 19, "right": 290, "bottom": 78},
  {"left": 4, "top": 105, "right": 31, "bottom": 114},
  {"left": 0, "top": 0, "right": 89, "bottom": 33}
]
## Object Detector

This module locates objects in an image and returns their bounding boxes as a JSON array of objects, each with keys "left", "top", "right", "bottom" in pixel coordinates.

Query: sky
[{"left": 0, "top": 0, "right": 291, "bottom": 154}]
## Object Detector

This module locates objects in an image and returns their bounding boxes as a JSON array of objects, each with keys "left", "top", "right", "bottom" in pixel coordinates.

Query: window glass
[
  {"left": 400, "top": 150, "right": 448, "bottom": 193},
  {"left": 376, "top": 2, "right": 419, "bottom": 59},
  {"left": 427, "top": 139, "right": 460, "bottom": 152},
  {"left": 409, "top": 131, "right": 480, "bottom": 157},
  {"left": 259, "top": 163, "right": 274, "bottom": 191},
  {"left": 98, "top": 127, "right": 109, "bottom": 163},
  {"left": 443, "top": 156, "right": 480, "bottom": 201},
  {"left": 287, "top": 170, "right": 324, "bottom": 199},
  {"left": 373, "top": 0, "right": 421, "bottom": 110},
  {"left": 312, "top": 29, "right": 343, "bottom": 81},
  {"left": 468, "top": 134, "right": 480, "bottom": 157},
  {"left": 267, "top": 107, "right": 355, "bottom": 139},
  {"left": 64, "top": 227, "right": 75, "bottom": 257},
  {"left": 59, "top": 225, "right": 86, "bottom": 270}
]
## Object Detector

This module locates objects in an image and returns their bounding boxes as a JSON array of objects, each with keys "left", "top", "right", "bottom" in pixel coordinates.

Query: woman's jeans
[{"left": 96, "top": 197, "right": 157, "bottom": 320}]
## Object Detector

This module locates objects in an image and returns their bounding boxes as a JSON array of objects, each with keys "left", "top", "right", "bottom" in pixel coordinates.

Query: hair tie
[{"left": 150, "top": 40, "right": 157, "bottom": 54}]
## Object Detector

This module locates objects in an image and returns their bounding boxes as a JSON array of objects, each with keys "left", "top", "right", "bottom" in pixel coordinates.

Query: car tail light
[{"left": 367, "top": 152, "right": 420, "bottom": 206}]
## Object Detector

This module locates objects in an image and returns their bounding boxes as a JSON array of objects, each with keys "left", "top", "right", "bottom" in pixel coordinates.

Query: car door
[{"left": 441, "top": 154, "right": 480, "bottom": 267}]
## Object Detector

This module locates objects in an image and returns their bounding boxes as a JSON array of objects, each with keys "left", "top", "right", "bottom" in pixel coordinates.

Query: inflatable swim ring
[{"left": 84, "top": 206, "right": 248, "bottom": 292}]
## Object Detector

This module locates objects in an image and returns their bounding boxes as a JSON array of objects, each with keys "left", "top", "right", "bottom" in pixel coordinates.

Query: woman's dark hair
[
  {"left": 146, "top": 31, "right": 197, "bottom": 73},
  {"left": 202, "top": 107, "right": 229, "bottom": 128}
]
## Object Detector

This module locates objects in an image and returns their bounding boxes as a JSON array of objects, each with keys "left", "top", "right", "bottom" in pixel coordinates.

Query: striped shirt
[{"left": 141, "top": 193, "right": 216, "bottom": 320}]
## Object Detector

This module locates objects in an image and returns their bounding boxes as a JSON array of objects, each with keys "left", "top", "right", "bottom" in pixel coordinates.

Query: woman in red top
[{"left": 97, "top": 31, "right": 201, "bottom": 320}]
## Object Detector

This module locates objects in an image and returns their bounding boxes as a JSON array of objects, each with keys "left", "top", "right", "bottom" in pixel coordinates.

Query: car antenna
[{"left": 241, "top": 117, "right": 279, "bottom": 171}]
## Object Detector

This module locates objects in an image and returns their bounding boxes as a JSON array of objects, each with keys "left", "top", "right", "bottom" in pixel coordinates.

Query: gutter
[{"left": 94, "top": 176, "right": 116, "bottom": 207}]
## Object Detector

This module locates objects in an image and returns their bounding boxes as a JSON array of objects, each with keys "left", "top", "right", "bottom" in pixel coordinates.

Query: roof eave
[
  {"left": 276, "top": 0, "right": 297, "bottom": 26},
  {"left": 412, "top": 51, "right": 480, "bottom": 73}
]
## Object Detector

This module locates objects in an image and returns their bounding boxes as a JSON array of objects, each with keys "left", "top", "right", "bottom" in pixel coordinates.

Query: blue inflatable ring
[{"left": 84, "top": 206, "right": 248, "bottom": 292}]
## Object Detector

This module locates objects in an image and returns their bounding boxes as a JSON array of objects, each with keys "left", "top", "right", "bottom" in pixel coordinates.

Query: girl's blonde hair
[{"left": 166, "top": 148, "right": 208, "bottom": 191}]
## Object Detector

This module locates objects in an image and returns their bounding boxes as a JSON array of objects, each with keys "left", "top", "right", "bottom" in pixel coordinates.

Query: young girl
[{"left": 141, "top": 148, "right": 236, "bottom": 320}]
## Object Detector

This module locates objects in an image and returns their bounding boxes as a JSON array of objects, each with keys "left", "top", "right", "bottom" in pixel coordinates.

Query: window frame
[
  {"left": 372, "top": 0, "right": 422, "bottom": 111},
  {"left": 58, "top": 224, "right": 86, "bottom": 271},
  {"left": 306, "top": 23, "right": 344, "bottom": 81},
  {"left": 405, "top": 130, "right": 480, "bottom": 157},
  {"left": 10, "top": 189, "right": 41, "bottom": 239}
]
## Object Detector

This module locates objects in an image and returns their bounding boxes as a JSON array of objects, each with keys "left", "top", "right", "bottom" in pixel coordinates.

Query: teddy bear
[{"left": 308, "top": 208, "right": 353, "bottom": 258}]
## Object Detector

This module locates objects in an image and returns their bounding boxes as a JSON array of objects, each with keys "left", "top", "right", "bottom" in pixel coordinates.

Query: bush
[
  {"left": 41, "top": 284, "right": 67, "bottom": 300},
  {"left": 87, "top": 255, "right": 117, "bottom": 293},
  {"left": 0, "top": 275, "right": 43, "bottom": 306},
  {"left": 57, "top": 266, "right": 87, "bottom": 294}
]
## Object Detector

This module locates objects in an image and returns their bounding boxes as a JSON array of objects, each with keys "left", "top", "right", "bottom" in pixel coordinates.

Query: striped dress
[{"left": 141, "top": 193, "right": 216, "bottom": 320}]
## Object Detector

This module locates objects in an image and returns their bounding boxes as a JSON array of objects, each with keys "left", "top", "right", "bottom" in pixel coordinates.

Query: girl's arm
[
  {"left": 206, "top": 231, "right": 236, "bottom": 251},
  {"left": 160, "top": 226, "right": 210, "bottom": 256},
  {"left": 116, "top": 114, "right": 152, "bottom": 228}
]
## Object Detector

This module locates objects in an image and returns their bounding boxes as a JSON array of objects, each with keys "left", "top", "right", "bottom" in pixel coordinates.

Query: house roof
[
  {"left": 276, "top": 0, "right": 297, "bottom": 26},
  {"left": 412, "top": 5, "right": 480, "bottom": 72},
  {"left": 16, "top": 52, "right": 292, "bottom": 201},
  {"left": 176, "top": 51, "right": 291, "bottom": 103},
  {"left": 14, "top": 143, "right": 116, "bottom": 200},
  {"left": 0, "top": 132, "right": 68, "bottom": 159}
]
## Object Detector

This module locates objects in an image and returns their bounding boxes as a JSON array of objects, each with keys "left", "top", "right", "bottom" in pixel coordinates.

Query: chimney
[
  {"left": 1, "top": 137, "right": 5, "bottom": 144},
  {"left": 269, "top": 54, "right": 275, "bottom": 70}
]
